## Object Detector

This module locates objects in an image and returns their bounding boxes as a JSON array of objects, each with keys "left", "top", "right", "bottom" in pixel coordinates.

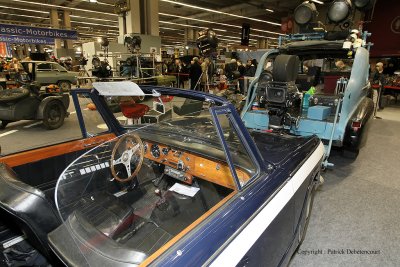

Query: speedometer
[{"left": 151, "top": 144, "right": 160, "bottom": 158}]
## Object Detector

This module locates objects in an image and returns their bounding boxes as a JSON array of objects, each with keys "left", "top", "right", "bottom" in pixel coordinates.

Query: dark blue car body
[{"left": 0, "top": 84, "right": 324, "bottom": 267}]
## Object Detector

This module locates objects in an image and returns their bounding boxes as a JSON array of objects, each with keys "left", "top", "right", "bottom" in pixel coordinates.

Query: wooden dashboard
[{"left": 142, "top": 140, "right": 250, "bottom": 189}]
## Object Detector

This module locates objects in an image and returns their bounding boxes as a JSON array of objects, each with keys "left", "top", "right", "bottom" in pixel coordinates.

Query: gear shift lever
[{"left": 155, "top": 188, "right": 168, "bottom": 210}]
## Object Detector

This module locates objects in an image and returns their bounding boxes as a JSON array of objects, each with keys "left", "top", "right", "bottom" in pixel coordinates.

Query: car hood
[
  {"left": 67, "top": 71, "right": 79, "bottom": 75},
  {"left": 250, "top": 131, "right": 320, "bottom": 167}
]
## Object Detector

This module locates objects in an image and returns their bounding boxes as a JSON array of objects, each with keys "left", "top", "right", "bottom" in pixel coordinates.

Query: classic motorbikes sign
[
  {"left": 0, "top": 35, "right": 55, "bottom": 45},
  {"left": 0, "top": 24, "right": 77, "bottom": 40}
]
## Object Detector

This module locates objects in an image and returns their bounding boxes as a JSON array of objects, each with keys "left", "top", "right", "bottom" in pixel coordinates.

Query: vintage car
[
  {"left": 0, "top": 82, "right": 324, "bottom": 267},
  {"left": 21, "top": 61, "right": 79, "bottom": 92},
  {"left": 242, "top": 31, "right": 374, "bottom": 165}
]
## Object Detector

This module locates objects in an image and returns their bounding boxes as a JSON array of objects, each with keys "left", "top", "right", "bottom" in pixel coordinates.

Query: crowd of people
[{"left": 161, "top": 56, "right": 258, "bottom": 92}]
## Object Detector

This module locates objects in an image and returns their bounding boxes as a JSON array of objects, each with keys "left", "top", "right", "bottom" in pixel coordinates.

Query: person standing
[
  {"left": 245, "top": 59, "right": 256, "bottom": 77},
  {"left": 237, "top": 60, "right": 246, "bottom": 93},
  {"left": 201, "top": 58, "right": 210, "bottom": 91},
  {"left": 372, "top": 62, "right": 385, "bottom": 110},
  {"left": 190, "top": 57, "right": 202, "bottom": 90},
  {"left": 174, "top": 59, "right": 185, "bottom": 88}
]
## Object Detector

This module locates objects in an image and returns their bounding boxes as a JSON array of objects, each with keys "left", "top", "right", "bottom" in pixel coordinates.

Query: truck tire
[
  {"left": 0, "top": 120, "right": 10, "bottom": 129},
  {"left": 342, "top": 148, "right": 359, "bottom": 159},
  {"left": 57, "top": 81, "right": 71, "bottom": 92},
  {"left": 0, "top": 88, "right": 30, "bottom": 103},
  {"left": 42, "top": 100, "right": 65, "bottom": 130}
]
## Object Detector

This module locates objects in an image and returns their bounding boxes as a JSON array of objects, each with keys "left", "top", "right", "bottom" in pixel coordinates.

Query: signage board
[
  {"left": 0, "top": 24, "right": 77, "bottom": 40},
  {"left": 0, "top": 35, "right": 55, "bottom": 45}
]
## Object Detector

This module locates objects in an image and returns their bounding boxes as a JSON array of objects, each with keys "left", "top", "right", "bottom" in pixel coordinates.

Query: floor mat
[{"left": 122, "top": 222, "right": 172, "bottom": 255}]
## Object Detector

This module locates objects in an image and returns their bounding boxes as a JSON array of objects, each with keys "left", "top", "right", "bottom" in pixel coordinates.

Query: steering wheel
[{"left": 110, "top": 133, "right": 144, "bottom": 182}]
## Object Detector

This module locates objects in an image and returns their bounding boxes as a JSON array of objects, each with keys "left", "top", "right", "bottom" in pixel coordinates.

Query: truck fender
[{"left": 36, "top": 95, "right": 69, "bottom": 119}]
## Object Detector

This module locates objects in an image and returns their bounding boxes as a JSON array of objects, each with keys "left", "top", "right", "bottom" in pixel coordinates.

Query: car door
[
  {"left": 52, "top": 63, "right": 69, "bottom": 82},
  {"left": 0, "top": 91, "right": 115, "bottom": 197},
  {"left": 35, "top": 62, "right": 56, "bottom": 84}
]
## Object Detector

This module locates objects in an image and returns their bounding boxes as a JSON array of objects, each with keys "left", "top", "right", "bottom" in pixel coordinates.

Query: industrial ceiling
[{"left": 0, "top": 0, "right": 305, "bottom": 47}]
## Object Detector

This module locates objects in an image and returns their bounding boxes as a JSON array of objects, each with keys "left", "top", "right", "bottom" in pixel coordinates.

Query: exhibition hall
[{"left": 0, "top": 0, "right": 399, "bottom": 266}]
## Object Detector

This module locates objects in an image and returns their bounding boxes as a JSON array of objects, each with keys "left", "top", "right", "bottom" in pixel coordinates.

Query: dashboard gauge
[
  {"left": 151, "top": 144, "right": 160, "bottom": 158},
  {"left": 162, "top": 147, "right": 170, "bottom": 155},
  {"left": 143, "top": 142, "right": 148, "bottom": 153}
]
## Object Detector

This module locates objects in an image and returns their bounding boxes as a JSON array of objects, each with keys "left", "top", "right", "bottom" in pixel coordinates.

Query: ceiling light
[
  {"left": 159, "top": 21, "right": 226, "bottom": 32},
  {"left": 89, "top": 0, "right": 97, "bottom": 3},
  {"left": 311, "top": 0, "right": 324, "bottom": 4},
  {"left": 0, "top": 12, "right": 48, "bottom": 20},
  {"left": 159, "top": 13, "right": 283, "bottom": 36},
  {"left": 265, "top": 9, "right": 274, "bottom": 13},
  {"left": 71, "top": 15, "right": 116, "bottom": 23},
  {"left": 0, "top": 5, "right": 47, "bottom": 14},
  {"left": 71, "top": 20, "right": 118, "bottom": 28},
  {"left": 327, "top": 0, "right": 352, "bottom": 23},
  {"left": 160, "top": 26, "right": 185, "bottom": 31},
  {"left": 10, "top": 0, "right": 118, "bottom": 16},
  {"left": 160, "top": 0, "right": 280, "bottom": 26}
]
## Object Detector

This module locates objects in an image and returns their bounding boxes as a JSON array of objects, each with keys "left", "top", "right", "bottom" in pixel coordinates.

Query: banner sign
[
  {"left": 0, "top": 35, "right": 55, "bottom": 45},
  {"left": 0, "top": 23, "right": 77, "bottom": 40},
  {"left": 241, "top": 23, "right": 250, "bottom": 46}
]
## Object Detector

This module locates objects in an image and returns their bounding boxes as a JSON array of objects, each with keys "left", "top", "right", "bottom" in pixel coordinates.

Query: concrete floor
[{"left": 290, "top": 106, "right": 400, "bottom": 267}]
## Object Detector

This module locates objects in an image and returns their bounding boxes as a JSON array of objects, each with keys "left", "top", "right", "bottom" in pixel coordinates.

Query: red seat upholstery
[
  {"left": 156, "top": 95, "right": 174, "bottom": 103},
  {"left": 120, "top": 101, "right": 149, "bottom": 119}
]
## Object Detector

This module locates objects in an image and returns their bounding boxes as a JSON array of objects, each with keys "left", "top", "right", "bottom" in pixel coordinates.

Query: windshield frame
[{"left": 70, "top": 85, "right": 265, "bottom": 190}]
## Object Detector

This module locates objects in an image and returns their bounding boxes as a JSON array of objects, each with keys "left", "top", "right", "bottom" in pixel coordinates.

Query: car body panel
[
  {"left": 242, "top": 38, "right": 374, "bottom": 157},
  {"left": 21, "top": 61, "right": 78, "bottom": 85},
  {"left": 0, "top": 83, "right": 323, "bottom": 267}
]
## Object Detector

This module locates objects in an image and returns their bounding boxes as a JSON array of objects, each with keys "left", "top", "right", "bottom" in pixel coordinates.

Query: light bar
[
  {"left": 71, "top": 15, "right": 117, "bottom": 23},
  {"left": 160, "top": 0, "right": 280, "bottom": 26},
  {"left": 0, "top": 12, "right": 48, "bottom": 20},
  {"left": 159, "top": 12, "right": 282, "bottom": 36},
  {"left": 265, "top": 9, "right": 274, "bottom": 13},
  {"left": 160, "top": 26, "right": 185, "bottom": 32},
  {"left": 71, "top": 20, "right": 118, "bottom": 28},
  {"left": 311, "top": 0, "right": 324, "bottom": 4},
  {"left": 0, "top": 5, "right": 47, "bottom": 14},
  {"left": 10, "top": 0, "right": 118, "bottom": 16},
  {"left": 159, "top": 21, "right": 226, "bottom": 32}
]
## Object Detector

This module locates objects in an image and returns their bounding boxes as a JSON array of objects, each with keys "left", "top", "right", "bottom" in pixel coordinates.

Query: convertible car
[
  {"left": 0, "top": 81, "right": 324, "bottom": 267},
  {"left": 242, "top": 31, "right": 374, "bottom": 164}
]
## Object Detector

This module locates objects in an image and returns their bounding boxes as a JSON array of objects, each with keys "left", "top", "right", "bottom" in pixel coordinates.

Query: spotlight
[
  {"left": 196, "top": 29, "right": 218, "bottom": 57},
  {"left": 294, "top": 1, "right": 318, "bottom": 26},
  {"left": 327, "top": 0, "right": 352, "bottom": 23},
  {"left": 100, "top": 37, "right": 109, "bottom": 47},
  {"left": 124, "top": 34, "right": 142, "bottom": 52},
  {"left": 353, "top": 0, "right": 373, "bottom": 10}
]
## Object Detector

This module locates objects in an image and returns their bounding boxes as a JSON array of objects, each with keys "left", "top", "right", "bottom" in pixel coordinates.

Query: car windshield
[{"left": 53, "top": 90, "right": 256, "bottom": 266}]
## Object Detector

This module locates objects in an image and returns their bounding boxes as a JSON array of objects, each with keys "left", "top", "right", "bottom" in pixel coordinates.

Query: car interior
[{"left": 0, "top": 93, "right": 257, "bottom": 266}]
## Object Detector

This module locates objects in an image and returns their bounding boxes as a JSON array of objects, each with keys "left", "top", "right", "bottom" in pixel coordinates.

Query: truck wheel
[
  {"left": 58, "top": 81, "right": 71, "bottom": 92},
  {"left": 0, "top": 120, "right": 10, "bottom": 129},
  {"left": 42, "top": 101, "right": 65, "bottom": 130},
  {"left": 342, "top": 148, "right": 359, "bottom": 159}
]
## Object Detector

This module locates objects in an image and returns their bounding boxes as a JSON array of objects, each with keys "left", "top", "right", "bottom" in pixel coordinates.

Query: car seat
[{"left": 173, "top": 99, "right": 203, "bottom": 116}]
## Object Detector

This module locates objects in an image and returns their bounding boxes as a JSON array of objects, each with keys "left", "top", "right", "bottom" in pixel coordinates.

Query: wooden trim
[
  {"left": 0, "top": 133, "right": 116, "bottom": 167},
  {"left": 143, "top": 141, "right": 250, "bottom": 189},
  {"left": 140, "top": 190, "right": 237, "bottom": 267}
]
